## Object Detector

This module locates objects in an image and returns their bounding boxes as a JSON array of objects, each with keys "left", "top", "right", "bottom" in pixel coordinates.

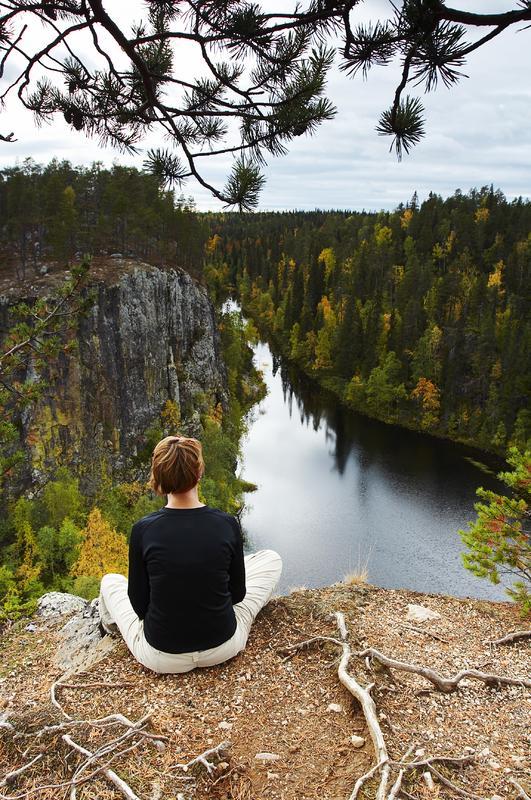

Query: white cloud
[{"left": 1, "top": 1, "right": 529, "bottom": 211}]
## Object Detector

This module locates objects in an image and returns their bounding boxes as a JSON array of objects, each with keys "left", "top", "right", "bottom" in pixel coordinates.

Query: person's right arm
[{"left": 127, "top": 522, "right": 150, "bottom": 619}]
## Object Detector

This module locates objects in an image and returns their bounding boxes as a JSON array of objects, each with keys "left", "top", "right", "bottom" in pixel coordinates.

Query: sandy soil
[{"left": 0, "top": 582, "right": 529, "bottom": 800}]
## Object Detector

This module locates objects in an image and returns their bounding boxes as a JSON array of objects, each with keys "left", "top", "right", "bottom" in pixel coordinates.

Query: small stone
[
  {"left": 422, "top": 772, "right": 435, "bottom": 790},
  {"left": 350, "top": 735, "right": 365, "bottom": 748},
  {"left": 490, "top": 795, "right": 504, "bottom": 800},
  {"left": 25, "top": 623, "right": 37, "bottom": 632},
  {"left": 488, "top": 760, "right": 501, "bottom": 770},
  {"left": 406, "top": 604, "right": 441, "bottom": 623},
  {"left": 415, "top": 748, "right": 426, "bottom": 757},
  {"left": 218, "top": 721, "right": 233, "bottom": 731},
  {"left": 479, "top": 748, "right": 490, "bottom": 759},
  {"left": 255, "top": 753, "right": 280, "bottom": 762},
  {"left": 267, "top": 772, "right": 280, "bottom": 780},
  {"left": 327, "top": 703, "right": 342, "bottom": 713}
]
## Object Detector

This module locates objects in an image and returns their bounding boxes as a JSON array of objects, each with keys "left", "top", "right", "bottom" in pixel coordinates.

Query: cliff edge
[
  {"left": 0, "top": 259, "right": 228, "bottom": 494},
  {"left": 1, "top": 583, "right": 529, "bottom": 800}
]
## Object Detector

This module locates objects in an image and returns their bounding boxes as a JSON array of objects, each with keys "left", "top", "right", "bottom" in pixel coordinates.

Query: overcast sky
[{"left": 0, "top": 1, "right": 529, "bottom": 212}]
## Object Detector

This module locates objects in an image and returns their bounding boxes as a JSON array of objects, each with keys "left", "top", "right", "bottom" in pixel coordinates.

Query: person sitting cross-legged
[{"left": 98, "top": 435, "right": 283, "bottom": 674}]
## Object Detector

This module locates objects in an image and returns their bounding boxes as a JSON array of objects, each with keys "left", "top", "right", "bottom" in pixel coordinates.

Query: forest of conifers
[
  {"left": 0, "top": 158, "right": 205, "bottom": 277},
  {"left": 1, "top": 161, "right": 530, "bottom": 456},
  {"left": 207, "top": 190, "right": 531, "bottom": 455}
]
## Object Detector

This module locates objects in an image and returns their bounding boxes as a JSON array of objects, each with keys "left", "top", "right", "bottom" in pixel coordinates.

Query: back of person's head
[{"left": 149, "top": 435, "right": 205, "bottom": 496}]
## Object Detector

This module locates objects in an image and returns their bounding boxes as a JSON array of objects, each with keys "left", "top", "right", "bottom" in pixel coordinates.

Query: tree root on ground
[
  {"left": 509, "top": 777, "right": 531, "bottom": 800},
  {"left": 63, "top": 733, "right": 145, "bottom": 800},
  {"left": 0, "top": 678, "right": 167, "bottom": 800},
  {"left": 281, "top": 610, "right": 529, "bottom": 799},
  {"left": 359, "top": 647, "right": 531, "bottom": 692},
  {"left": 489, "top": 630, "right": 531, "bottom": 646},
  {"left": 0, "top": 755, "right": 43, "bottom": 789},
  {"left": 2, "top": 613, "right": 528, "bottom": 800}
]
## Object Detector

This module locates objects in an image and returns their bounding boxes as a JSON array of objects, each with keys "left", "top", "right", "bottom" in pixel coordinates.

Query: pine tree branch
[
  {"left": 439, "top": 6, "right": 531, "bottom": 27},
  {"left": 85, "top": 0, "right": 225, "bottom": 199},
  {"left": 2, "top": 1, "right": 530, "bottom": 203}
]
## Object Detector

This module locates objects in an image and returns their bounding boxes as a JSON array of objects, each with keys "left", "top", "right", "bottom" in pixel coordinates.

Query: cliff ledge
[{"left": 1, "top": 582, "right": 528, "bottom": 800}]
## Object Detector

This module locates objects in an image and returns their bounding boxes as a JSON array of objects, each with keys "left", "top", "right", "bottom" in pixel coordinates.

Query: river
[{"left": 239, "top": 337, "right": 508, "bottom": 601}]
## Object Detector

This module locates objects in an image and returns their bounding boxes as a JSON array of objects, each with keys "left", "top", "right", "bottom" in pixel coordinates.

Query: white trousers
[{"left": 98, "top": 549, "right": 282, "bottom": 674}]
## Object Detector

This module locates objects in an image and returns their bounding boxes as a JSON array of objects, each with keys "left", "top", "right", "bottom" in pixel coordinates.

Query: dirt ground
[
  {"left": 0, "top": 257, "right": 188, "bottom": 298},
  {"left": 0, "top": 583, "right": 529, "bottom": 800}
]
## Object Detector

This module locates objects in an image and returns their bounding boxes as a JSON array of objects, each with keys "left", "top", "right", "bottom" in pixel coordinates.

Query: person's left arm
[
  {"left": 228, "top": 516, "right": 246, "bottom": 605},
  {"left": 127, "top": 522, "right": 150, "bottom": 619}
]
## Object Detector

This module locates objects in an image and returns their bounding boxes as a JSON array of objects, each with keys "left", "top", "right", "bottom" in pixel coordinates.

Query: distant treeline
[
  {"left": 205, "top": 188, "right": 531, "bottom": 454},
  {"left": 0, "top": 158, "right": 206, "bottom": 277}
]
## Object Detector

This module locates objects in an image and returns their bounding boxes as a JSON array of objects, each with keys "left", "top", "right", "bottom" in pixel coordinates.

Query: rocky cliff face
[{"left": 2, "top": 261, "right": 228, "bottom": 492}]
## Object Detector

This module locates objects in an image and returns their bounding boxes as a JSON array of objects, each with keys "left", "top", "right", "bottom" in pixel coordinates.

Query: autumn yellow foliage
[
  {"left": 475, "top": 207, "right": 490, "bottom": 224},
  {"left": 73, "top": 507, "right": 128, "bottom": 580},
  {"left": 205, "top": 233, "right": 222, "bottom": 254},
  {"left": 400, "top": 208, "right": 413, "bottom": 229},
  {"left": 16, "top": 522, "right": 41, "bottom": 587},
  {"left": 411, "top": 377, "right": 441, "bottom": 429},
  {"left": 374, "top": 224, "right": 392, "bottom": 247},
  {"left": 161, "top": 399, "right": 181, "bottom": 431},
  {"left": 487, "top": 260, "right": 504, "bottom": 293}
]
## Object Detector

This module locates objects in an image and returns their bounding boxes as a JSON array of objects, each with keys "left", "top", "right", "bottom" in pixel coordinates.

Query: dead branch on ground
[
  {"left": 57, "top": 681, "right": 135, "bottom": 690},
  {"left": 0, "top": 755, "right": 43, "bottom": 789},
  {"left": 397, "top": 622, "right": 450, "bottom": 643},
  {"left": 426, "top": 763, "right": 488, "bottom": 799},
  {"left": 171, "top": 740, "right": 232, "bottom": 775},
  {"left": 63, "top": 733, "right": 144, "bottom": 800}
]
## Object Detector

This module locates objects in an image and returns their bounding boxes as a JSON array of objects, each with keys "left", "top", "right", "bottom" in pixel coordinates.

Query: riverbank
[
  {"left": 1, "top": 582, "right": 528, "bottom": 800},
  {"left": 247, "top": 311, "right": 507, "bottom": 465},
  {"left": 237, "top": 334, "right": 509, "bottom": 602}
]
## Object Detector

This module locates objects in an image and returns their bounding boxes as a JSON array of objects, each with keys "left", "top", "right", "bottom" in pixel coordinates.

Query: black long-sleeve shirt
[{"left": 127, "top": 505, "right": 246, "bottom": 653}]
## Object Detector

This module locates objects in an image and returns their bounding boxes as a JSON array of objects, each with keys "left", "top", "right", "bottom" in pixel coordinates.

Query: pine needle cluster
[{"left": 1, "top": 1, "right": 529, "bottom": 206}]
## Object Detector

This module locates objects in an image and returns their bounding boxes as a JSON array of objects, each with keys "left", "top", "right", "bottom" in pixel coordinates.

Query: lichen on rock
[{"left": 2, "top": 261, "right": 229, "bottom": 493}]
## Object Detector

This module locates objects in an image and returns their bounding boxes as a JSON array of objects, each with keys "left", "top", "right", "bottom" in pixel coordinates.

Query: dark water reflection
[{"left": 240, "top": 339, "right": 508, "bottom": 601}]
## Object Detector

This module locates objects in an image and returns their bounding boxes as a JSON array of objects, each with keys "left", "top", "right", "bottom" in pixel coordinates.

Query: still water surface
[{"left": 239, "top": 338, "right": 507, "bottom": 601}]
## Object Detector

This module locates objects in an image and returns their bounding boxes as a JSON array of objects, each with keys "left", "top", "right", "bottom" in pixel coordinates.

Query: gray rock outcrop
[
  {"left": 1, "top": 261, "right": 229, "bottom": 492},
  {"left": 55, "top": 598, "right": 116, "bottom": 673},
  {"left": 37, "top": 591, "right": 116, "bottom": 673},
  {"left": 38, "top": 592, "right": 87, "bottom": 618}
]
